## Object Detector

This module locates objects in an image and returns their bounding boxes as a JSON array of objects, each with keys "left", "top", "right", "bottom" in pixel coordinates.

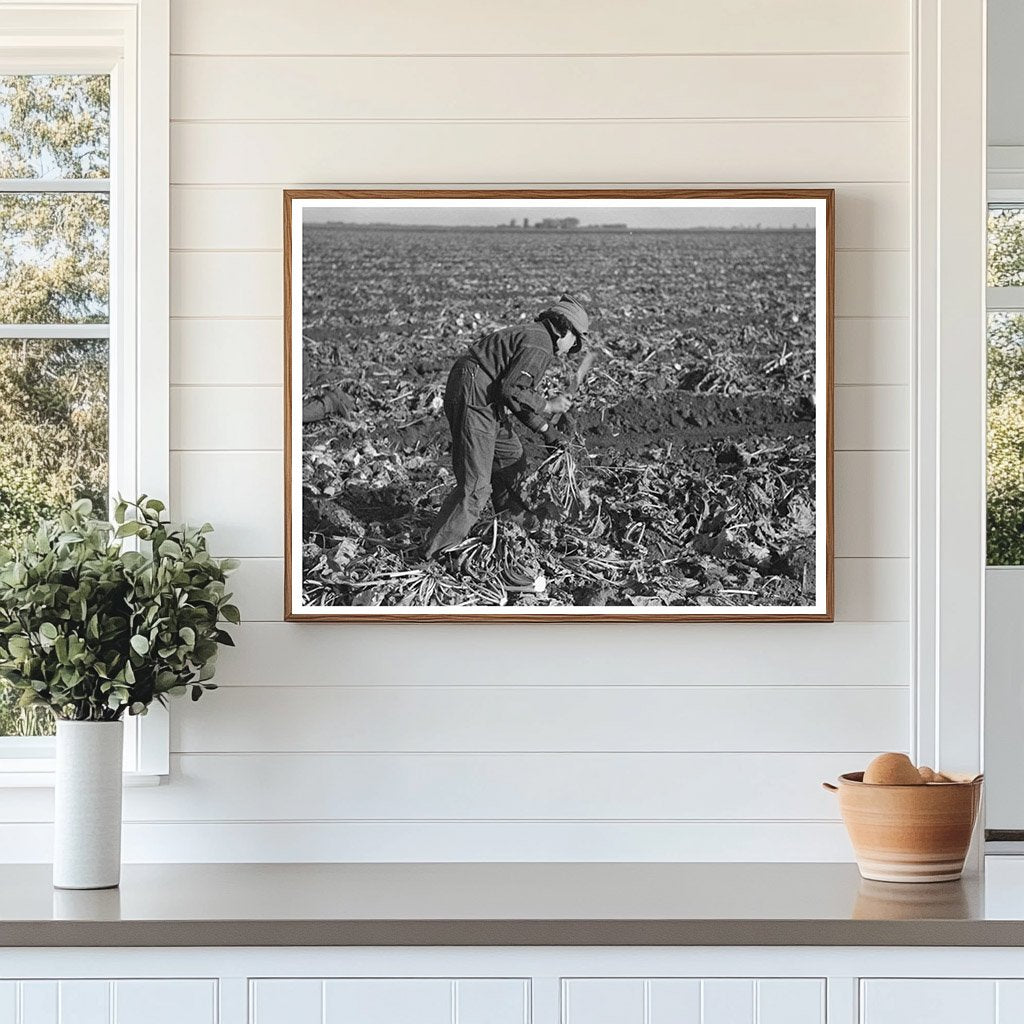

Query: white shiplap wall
[{"left": 1, "top": 0, "right": 916, "bottom": 862}]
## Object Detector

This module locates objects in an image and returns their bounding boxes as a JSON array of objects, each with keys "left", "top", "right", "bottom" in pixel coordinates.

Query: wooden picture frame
[{"left": 285, "top": 189, "right": 834, "bottom": 622}]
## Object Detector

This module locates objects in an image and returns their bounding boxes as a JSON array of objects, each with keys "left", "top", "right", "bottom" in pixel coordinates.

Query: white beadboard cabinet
[
  {"left": 561, "top": 978, "right": 825, "bottom": 1024},
  {"left": 0, "top": 979, "right": 218, "bottom": 1024},
  {"left": 5, "top": 949, "right": 1024, "bottom": 1024},
  {"left": 250, "top": 979, "right": 529, "bottom": 1024},
  {"left": 860, "top": 979, "right": 1024, "bottom": 1023}
]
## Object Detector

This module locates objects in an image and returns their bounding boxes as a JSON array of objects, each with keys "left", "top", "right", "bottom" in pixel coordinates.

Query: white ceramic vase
[{"left": 53, "top": 720, "right": 124, "bottom": 890}]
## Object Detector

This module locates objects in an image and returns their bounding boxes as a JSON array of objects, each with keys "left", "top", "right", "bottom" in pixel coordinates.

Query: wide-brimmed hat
[{"left": 544, "top": 293, "right": 590, "bottom": 336}]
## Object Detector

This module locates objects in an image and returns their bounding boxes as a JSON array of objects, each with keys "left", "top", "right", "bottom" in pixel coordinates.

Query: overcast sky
[{"left": 303, "top": 205, "right": 816, "bottom": 231}]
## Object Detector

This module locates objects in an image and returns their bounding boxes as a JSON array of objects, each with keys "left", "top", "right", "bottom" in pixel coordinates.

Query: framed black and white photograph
[{"left": 285, "top": 189, "right": 833, "bottom": 622}]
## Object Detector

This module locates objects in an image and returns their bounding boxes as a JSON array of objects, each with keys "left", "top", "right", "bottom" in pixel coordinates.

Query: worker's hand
[
  {"left": 545, "top": 394, "right": 573, "bottom": 416},
  {"left": 542, "top": 426, "right": 569, "bottom": 449}
]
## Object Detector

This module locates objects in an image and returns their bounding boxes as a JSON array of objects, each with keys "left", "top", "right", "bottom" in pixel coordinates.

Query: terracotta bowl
[{"left": 823, "top": 771, "right": 983, "bottom": 883}]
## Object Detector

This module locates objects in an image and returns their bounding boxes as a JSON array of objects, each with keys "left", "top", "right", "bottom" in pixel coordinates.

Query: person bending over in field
[{"left": 424, "top": 294, "right": 592, "bottom": 559}]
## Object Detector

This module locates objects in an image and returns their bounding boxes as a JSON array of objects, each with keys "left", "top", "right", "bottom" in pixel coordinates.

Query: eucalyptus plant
[{"left": 0, "top": 497, "right": 239, "bottom": 722}]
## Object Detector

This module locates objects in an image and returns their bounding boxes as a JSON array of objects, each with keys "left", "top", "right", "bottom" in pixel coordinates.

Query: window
[
  {"left": 0, "top": 2, "right": 169, "bottom": 778},
  {"left": 987, "top": 205, "right": 1024, "bottom": 565},
  {"left": 0, "top": 74, "right": 111, "bottom": 738}
]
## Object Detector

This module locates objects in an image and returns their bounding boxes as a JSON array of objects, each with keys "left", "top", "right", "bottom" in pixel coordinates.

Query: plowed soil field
[{"left": 300, "top": 225, "right": 819, "bottom": 610}]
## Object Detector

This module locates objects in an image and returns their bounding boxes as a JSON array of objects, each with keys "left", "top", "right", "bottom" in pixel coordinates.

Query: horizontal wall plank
[
  {"left": 169, "top": 383, "right": 907, "bottom": 453},
  {"left": 171, "top": 386, "right": 282, "bottom": 450},
  {"left": 169, "top": 314, "right": 911, "bottom": 388},
  {"left": 835, "top": 251, "right": 909, "bottom": 318},
  {"left": 833, "top": 557, "right": 909, "bottom": 622},
  {"left": 117, "top": 752, "right": 866, "bottom": 820},
  {"left": 171, "top": 252, "right": 279, "bottom": 318},
  {"left": 834, "top": 318, "right": 909, "bottom": 385},
  {"left": 171, "top": 54, "right": 909, "bottom": 121},
  {"left": 171, "top": 319, "right": 283, "bottom": 386},
  {"left": 0, "top": 820, "right": 857, "bottom": 862},
  {"left": 171, "top": 187, "right": 283, "bottom": 251},
  {"left": 171, "top": 183, "right": 908, "bottom": 251},
  {"left": 209, "top": 621, "right": 910, "bottom": 687},
  {"left": 171, "top": 448, "right": 907, "bottom": 559},
  {"left": 170, "top": 684, "right": 909, "bottom": 754},
  {"left": 170, "top": 0, "right": 910, "bottom": 56},
  {"left": 170, "top": 451, "right": 283, "bottom": 556},
  {"left": 834, "top": 451, "right": 909, "bottom": 557},
  {"left": 225, "top": 557, "right": 283, "bottom": 620},
  {"left": 226, "top": 556, "right": 908, "bottom": 623},
  {"left": 170, "top": 121, "right": 909, "bottom": 185},
  {"left": 171, "top": 249, "right": 908, "bottom": 320},
  {"left": 834, "top": 385, "right": 909, "bottom": 450}
]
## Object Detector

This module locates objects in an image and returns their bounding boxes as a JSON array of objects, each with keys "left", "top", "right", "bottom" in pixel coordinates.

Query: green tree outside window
[{"left": 0, "top": 75, "right": 110, "bottom": 736}]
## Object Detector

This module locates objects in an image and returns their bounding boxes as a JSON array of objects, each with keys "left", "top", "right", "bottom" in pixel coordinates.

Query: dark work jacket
[{"left": 465, "top": 322, "right": 554, "bottom": 433}]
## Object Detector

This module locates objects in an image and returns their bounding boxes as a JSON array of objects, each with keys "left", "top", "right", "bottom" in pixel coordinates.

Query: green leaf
[
  {"left": 39, "top": 622, "right": 58, "bottom": 641},
  {"left": 158, "top": 539, "right": 183, "bottom": 559},
  {"left": 220, "top": 604, "right": 241, "bottom": 625},
  {"left": 130, "top": 634, "right": 150, "bottom": 656},
  {"left": 195, "top": 640, "right": 218, "bottom": 662},
  {"left": 8, "top": 635, "right": 30, "bottom": 657}
]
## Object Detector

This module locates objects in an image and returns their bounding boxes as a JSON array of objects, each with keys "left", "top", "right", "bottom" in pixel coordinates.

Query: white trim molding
[
  {"left": 914, "top": 0, "right": 987, "bottom": 784},
  {"left": 989, "top": 147, "right": 1024, "bottom": 193}
]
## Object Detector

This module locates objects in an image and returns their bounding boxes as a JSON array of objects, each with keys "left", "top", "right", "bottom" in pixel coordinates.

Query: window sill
[{"left": 0, "top": 767, "right": 165, "bottom": 788}]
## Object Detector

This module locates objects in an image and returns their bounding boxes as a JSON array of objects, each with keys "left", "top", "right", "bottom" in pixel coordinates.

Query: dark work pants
[{"left": 424, "top": 358, "right": 526, "bottom": 556}]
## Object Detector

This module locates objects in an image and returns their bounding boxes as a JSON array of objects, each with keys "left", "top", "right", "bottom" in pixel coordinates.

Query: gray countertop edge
[{"left": 3, "top": 919, "right": 1023, "bottom": 948}]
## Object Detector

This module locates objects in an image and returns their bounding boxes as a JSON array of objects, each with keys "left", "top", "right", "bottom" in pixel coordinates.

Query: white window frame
[
  {"left": 913, "top": 0, "right": 986, "bottom": 855},
  {"left": 0, "top": 0, "right": 169, "bottom": 784},
  {"left": 983, "top": 178, "right": 1024, "bottom": 840}
]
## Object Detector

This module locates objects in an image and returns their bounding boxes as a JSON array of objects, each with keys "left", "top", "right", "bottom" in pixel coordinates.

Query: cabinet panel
[
  {"left": 455, "top": 980, "right": 528, "bottom": 1024},
  {"left": 0, "top": 983, "right": 15, "bottom": 1024},
  {"left": 113, "top": 981, "right": 217, "bottom": 1024},
  {"left": 563, "top": 980, "right": 645, "bottom": 1024},
  {"left": 19, "top": 983, "right": 56, "bottom": 1024},
  {"left": 251, "top": 979, "right": 322, "bottom": 1024},
  {"left": 58, "top": 982, "right": 110, "bottom": 1024},
  {"left": 702, "top": 980, "right": 754, "bottom": 1024},
  {"left": 564, "top": 978, "right": 825, "bottom": 1024},
  {"left": 998, "top": 981, "right": 1024, "bottom": 1023},
  {"left": 757, "top": 980, "right": 825, "bottom": 1024},
  {"left": 252, "top": 979, "right": 528, "bottom": 1024},
  {"left": 323, "top": 980, "right": 451, "bottom": 1024},
  {"left": 0, "top": 981, "right": 217, "bottom": 1024},
  {"left": 648, "top": 980, "right": 701, "bottom": 1023},
  {"left": 861, "top": 981, "right": 996, "bottom": 1024}
]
